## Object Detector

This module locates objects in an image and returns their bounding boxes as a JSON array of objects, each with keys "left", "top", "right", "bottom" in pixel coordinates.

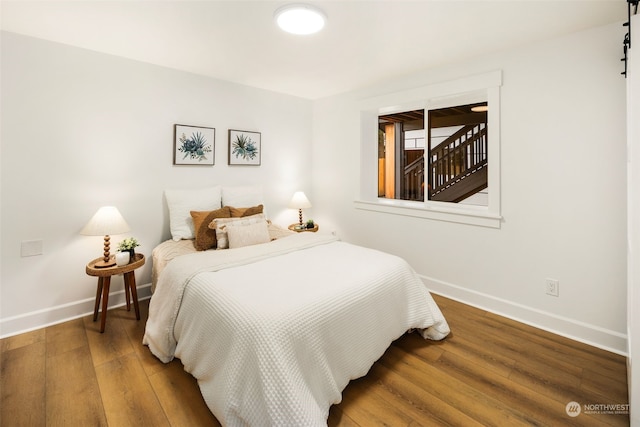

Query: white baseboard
[
  {"left": 0, "top": 283, "right": 153, "bottom": 339},
  {"left": 422, "top": 275, "right": 628, "bottom": 356},
  {"left": 3, "top": 277, "right": 627, "bottom": 356}
]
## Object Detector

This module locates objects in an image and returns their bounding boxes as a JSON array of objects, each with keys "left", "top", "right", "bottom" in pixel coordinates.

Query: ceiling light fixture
[
  {"left": 471, "top": 105, "right": 489, "bottom": 112},
  {"left": 275, "top": 4, "right": 326, "bottom": 35}
]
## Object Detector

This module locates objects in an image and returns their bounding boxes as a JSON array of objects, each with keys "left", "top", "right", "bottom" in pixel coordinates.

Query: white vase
[{"left": 115, "top": 251, "right": 130, "bottom": 266}]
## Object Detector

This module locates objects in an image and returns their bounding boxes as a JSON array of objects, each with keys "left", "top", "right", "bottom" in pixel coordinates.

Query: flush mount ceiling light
[
  {"left": 275, "top": 4, "right": 326, "bottom": 35},
  {"left": 471, "top": 105, "right": 489, "bottom": 112}
]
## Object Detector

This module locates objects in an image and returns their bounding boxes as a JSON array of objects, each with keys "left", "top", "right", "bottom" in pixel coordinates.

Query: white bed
[
  {"left": 143, "top": 185, "right": 450, "bottom": 426},
  {"left": 144, "top": 233, "right": 449, "bottom": 426}
]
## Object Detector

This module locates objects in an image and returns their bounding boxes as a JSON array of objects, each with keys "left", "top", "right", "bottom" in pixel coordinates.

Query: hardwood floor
[{"left": 1, "top": 294, "right": 629, "bottom": 426}]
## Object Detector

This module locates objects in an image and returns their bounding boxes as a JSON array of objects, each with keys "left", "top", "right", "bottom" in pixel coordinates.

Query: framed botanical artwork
[
  {"left": 173, "top": 124, "right": 215, "bottom": 165},
  {"left": 228, "top": 129, "right": 261, "bottom": 166}
]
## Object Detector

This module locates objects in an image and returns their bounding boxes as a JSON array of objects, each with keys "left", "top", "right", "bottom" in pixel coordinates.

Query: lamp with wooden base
[
  {"left": 288, "top": 191, "right": 312, "bottom": 227},
  {"left": 81, "top": 206, "right": 130, "bottom": 268}
]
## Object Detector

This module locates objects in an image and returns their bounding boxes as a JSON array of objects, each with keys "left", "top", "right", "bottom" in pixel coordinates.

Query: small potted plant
[
  {"left": 306, "top": 219, "right": 315, "bottom": 229},
  {"left": 117, "top": 237, "right": 140, "bottom": 259}
]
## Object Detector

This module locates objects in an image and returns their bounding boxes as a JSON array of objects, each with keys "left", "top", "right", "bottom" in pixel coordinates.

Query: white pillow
[
  {"left": 222, "top": 186, "right": 264, "bottom": 211},
  {"left": 226, "top": 220, "right": 271, "bottom": 249},
  {"left": 165, "top": 186, "right": 222, "bottom": 241},
  {"left": 210, "top": 213, "right": 266, "bottom": 249}
]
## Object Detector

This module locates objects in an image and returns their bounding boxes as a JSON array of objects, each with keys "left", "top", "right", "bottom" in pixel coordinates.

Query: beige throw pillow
[
  {"left": 226, "top": 220, "right": 271, "bottom": 249},
  {"left": 209, "top": 213, "right": 266, "bottom": 249}
]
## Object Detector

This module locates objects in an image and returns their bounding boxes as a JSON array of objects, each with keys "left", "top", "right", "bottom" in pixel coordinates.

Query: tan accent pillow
[
  {"left": 229, "top": 204, "right": 264, "bottom": 218},
  {"left": 209, "top": 213, "right": 266, "bottom": 249},
  {"left": 226, "top": 220, "right": 271, "bottom": 249},
  {"left": 190, "top": 206, "right": 231, "bottom": 251}
]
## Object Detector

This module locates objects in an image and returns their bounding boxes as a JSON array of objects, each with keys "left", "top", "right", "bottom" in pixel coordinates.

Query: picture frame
[
  {"left": 228, "top": 129, "right": 261, "bottom": 166},
  {"left": 173, "top": 124, "right": 215, "bottom": 165}
]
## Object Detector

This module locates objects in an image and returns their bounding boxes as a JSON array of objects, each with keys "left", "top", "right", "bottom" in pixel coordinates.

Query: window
[
  {"left": 428, "top": 101, "right": 488, "bottom": 206},
  {"left": 358, "top": 71, "right": 502, "bottom": 228},
  {"left": 378, "top": 102, "right": 488, "bottom": 206},
  {"left": 378, "top": 109, "right": 425, "bottom": 201}
]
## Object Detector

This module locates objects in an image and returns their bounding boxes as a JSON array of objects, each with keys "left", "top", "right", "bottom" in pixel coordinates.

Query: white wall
[
  {"left": 0, "top": 32, "right": 313, "bottom": 336},
  {"left": 312, "top": 22, "right": 628, "bottom": 353},
  {"left": 627, "top": 13, "right": 640, "bottom": 425},
  {"left": 0, "top": 22, "right": 630, "bottom": 355}
]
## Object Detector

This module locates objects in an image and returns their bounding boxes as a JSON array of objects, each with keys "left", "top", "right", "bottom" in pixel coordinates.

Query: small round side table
[
  {"left": 86, "top": 253, "right": 145, "bottom": 333},
  {"left": 288, "top": 223, "right": 319, "bottom": 232}
]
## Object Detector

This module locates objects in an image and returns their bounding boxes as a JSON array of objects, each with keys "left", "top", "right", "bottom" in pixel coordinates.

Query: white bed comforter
[{"left": 144, "top": 233, "right": 449, "bottom": 426}]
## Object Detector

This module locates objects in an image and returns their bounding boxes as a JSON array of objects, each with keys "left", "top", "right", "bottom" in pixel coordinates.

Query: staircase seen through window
[{"left": 378, "top": 102, "right": 488, "bottom": 206}]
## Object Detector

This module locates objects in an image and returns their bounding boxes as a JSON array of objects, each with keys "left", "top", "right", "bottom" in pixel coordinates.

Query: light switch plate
[{"left": 21, "top": 240, "right": 43, "bottom": 257}]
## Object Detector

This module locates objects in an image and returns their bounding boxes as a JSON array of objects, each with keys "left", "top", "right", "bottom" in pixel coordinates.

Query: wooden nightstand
[
  {"left": 86, "top": 253, "right": 145, "bottom": 333},
  {"left": 288, "top": 223, "right": 319, "bottom": 232}
]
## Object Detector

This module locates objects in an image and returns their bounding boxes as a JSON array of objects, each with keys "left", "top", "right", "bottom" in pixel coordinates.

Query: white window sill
[{"left": 354, "top": 199, "right": 502, "bottom": 228}]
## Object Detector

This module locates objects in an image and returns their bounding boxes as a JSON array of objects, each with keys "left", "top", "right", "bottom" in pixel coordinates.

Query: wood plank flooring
[{"left": 0, "top": 294, "right": 629, "bottom": 426}]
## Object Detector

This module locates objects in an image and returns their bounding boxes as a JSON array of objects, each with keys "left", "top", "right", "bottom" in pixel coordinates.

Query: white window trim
[{"left": 357, "top": 70, "right": 503, "bottom": 229}]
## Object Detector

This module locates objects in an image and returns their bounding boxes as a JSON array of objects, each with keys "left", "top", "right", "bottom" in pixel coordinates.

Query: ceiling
[{"left": 0, "top": 1, "right": 627, "bottom": 100}]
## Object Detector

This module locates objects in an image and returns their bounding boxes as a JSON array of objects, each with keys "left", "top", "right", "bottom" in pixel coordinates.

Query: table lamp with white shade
[
  {"left": 81, "top": 206, "right": 130, "bottom": 268},
  {"left": 288, "top": 191, "right": 312, "bottom": 227}
]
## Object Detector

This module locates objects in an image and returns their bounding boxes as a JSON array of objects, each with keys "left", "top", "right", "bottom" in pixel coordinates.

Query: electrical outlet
[{"left": 545, "top": 278, "right": 559, "bottom": 297}]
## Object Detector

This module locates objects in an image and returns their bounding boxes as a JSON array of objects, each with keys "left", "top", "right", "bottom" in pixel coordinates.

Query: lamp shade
[
  {"left": 288, "top": 191, "right": 312, "bottom": 209},
  {"left": 81, "top": 206, "right": 130, "bottom": 236}
]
